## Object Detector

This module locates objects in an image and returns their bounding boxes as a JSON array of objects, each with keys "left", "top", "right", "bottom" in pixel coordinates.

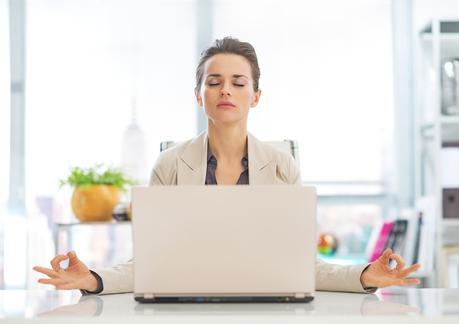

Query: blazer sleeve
[
  {"left": 287, "top": 155, "right": 374, "bottom": 293},
  {"left": 94, "top": 260, "right": 134, "bottom": 295},
  {"left": 315, "top": 259, "right": 374, "bottom": 293},
  {"left": 95, "top": 149, "right": 374, "bottom": 295}
]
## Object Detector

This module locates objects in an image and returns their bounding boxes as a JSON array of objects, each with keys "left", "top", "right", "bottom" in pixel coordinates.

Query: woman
[{"left": 34, "top": 37, "right": 421, "bottom": 294}]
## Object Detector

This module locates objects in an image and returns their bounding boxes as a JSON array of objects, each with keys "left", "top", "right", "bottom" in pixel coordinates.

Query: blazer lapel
[
  {"left": 177, "top": 131, "right": 208, "bottom": 185},
  {"left": 177, "top": 131, "right": 275, "bottom": 185},
  {"left": 247, "top": 133, "right": 275, "bottom": 185}
]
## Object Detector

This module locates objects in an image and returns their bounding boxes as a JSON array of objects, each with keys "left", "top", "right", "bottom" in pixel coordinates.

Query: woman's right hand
[{"left": 33, "top": 251, "right": 98, "bottom": 292}]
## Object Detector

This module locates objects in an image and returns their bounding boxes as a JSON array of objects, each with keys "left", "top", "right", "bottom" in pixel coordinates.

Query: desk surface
[{"left": 0, "top": 288, "right": 458, "bottom": 323}]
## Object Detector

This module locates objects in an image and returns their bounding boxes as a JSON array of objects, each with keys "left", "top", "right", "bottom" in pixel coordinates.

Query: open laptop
[{"left": 131, "top": 185, "right": 317, "bottom": 303}]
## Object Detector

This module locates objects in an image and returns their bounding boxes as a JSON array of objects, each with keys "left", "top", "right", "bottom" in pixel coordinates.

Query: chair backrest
[{"left": 160, "top": 139, "right": 300, "bottom": 167}]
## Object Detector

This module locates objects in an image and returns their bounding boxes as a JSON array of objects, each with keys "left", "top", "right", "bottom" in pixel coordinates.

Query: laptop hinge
[
  {"left": 295, "top": 292, "right": 305, "bottom": 299},
  {"left": 143, "top": 293, "right": 155, "bottom": 299}
]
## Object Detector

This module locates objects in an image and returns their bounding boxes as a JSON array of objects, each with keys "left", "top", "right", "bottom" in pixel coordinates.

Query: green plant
[{"left": 60, "top": 164, "right": 135, "bottom": 191}]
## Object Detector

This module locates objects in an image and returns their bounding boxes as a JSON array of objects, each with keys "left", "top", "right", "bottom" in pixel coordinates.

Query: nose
[{"left": 219, "top": 81, "right": 232, "bottom": 97}]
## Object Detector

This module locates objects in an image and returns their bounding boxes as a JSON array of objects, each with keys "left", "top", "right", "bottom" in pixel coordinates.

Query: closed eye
[{"left": 207, "top": 83, "right": 245, "bottom": 87}]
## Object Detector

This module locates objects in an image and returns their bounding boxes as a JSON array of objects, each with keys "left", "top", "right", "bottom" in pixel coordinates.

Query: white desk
[{"left": 0, "top": 288, "right": 458, "bottom": 323}]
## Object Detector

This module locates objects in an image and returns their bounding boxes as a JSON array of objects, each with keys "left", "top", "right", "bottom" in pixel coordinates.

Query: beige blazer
[{"left": 96, "top": 132, "right": 371, "bottom": 294}]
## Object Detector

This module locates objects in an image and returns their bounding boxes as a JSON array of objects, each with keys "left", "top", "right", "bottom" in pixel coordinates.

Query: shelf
[
  {"left": 421, "top": 21, "right": 459, "bottom": 34},
  {"left": 421, "top": 33, "right": 459, "bottom": 42},
  {"left": 55, "top": 220, "right": 131, "bottom": 227},
  {"left": 442, "top": 116, "right": 459, "bottom": 142},
  {"left": 420, "top": 116, "right": 459, "bottom": 142},
  {"left": 442, "top": 219, "right": 459, "bottom": 226}
]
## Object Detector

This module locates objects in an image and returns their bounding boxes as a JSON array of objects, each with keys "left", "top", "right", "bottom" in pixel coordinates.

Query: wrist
[
  {"left": 360, "top": 264, "right": 372, "bottom": 289},
  {"left": 83, "top": 273, "right": 99, "bottom": 292}
]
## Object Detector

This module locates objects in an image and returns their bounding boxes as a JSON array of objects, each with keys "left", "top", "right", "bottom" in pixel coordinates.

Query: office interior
[{"left": 1, "top": 0, "right": 459, "bottom": 302}]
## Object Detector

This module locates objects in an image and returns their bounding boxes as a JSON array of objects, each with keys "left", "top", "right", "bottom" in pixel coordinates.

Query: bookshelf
[{"left": 414, "top": 20, "right": 459, "bottom": 287}]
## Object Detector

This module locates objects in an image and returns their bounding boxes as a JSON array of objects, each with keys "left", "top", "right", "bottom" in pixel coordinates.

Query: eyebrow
[{"left": 206, "top": 74, "right": 248, "bottom": 79}]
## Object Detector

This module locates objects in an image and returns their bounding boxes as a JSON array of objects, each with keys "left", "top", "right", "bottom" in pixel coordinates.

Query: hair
[{"left": 195, "top": 37, "right": 260, "bottom": 92}]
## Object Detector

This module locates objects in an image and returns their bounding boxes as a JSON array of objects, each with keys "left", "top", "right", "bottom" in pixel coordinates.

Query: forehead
[{"left": 204, "top": 53, "right": 252, "bottom": 77}]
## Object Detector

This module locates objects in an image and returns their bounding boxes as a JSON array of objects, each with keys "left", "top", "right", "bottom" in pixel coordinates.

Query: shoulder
[
  {"left": 249, "top": 134, "right": 301, "bottom": 185},
  {"left": 269, "top": 143, "right": 301, "bottom": 185},
  {"left": 149, "top": 137, "right": 195, "bottom": 185}
]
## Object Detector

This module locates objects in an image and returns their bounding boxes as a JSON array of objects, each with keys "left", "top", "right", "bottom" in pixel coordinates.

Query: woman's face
[{"left": 195, "top": 53, "right": 261, "bottom": 127}]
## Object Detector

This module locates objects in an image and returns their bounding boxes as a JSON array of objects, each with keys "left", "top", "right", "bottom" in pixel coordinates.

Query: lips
[{"left": 217, "top": 100, "right": 236, "bottom": 108}]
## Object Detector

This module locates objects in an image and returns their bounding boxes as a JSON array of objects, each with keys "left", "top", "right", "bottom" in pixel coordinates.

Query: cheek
[
  {"left": 203, "top": 88, "right": 217, "bottom": 103},
  {"left": 238, "top": 89, "right": 255, "bottom": 104}
]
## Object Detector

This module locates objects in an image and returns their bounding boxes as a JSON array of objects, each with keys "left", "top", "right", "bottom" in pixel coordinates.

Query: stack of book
[{"left": 367, "top": 197, "right": 436, "bottom": 270}]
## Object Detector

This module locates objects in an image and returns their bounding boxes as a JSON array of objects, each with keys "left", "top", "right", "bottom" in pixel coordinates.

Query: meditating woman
[{"left": 34, "top": 37, "right": 421, "bottom": 294}]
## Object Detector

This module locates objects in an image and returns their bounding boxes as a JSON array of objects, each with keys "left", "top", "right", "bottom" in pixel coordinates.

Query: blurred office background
[{"left": 1, "top": 0, "right": 459, "bottom": 289}]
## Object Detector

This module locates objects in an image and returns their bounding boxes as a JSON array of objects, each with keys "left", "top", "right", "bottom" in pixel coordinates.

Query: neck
[{"left": 207, "top": 122, "right": 247, "bottom": 163}]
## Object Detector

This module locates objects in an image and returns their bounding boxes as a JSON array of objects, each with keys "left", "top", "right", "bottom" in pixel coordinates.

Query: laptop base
[{"left": 134, "top": 295, "right": 314, "bottom": 303}]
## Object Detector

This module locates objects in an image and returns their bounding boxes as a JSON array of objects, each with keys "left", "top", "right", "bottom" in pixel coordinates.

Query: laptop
[{"left": 132, "top": 185, "right": 317, "bottom": 303}]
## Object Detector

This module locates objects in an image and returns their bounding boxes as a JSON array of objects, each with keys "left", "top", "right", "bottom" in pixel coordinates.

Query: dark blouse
[{"left": 205, "top": 145, "right": 249, "bottom": 185}]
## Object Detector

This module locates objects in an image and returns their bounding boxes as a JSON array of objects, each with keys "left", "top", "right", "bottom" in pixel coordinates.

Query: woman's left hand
[{"left": 360, "top": 249, "right": 421, "bottom": 289}]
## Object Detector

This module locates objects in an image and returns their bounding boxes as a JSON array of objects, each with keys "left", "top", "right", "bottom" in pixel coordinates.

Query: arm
[{"left": 287, "top": 156, "right": 420, "bottom": 292}]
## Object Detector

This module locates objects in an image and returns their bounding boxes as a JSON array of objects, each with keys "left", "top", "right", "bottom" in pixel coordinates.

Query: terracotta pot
[{"left": 71, "top": 185, "right": 120, "bottom": 222}]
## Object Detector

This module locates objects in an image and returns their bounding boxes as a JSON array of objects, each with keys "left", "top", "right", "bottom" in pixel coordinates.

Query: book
[
  {"left": 401, "top": 209, "right": 421, "bottom": 265},
  {"left": 369, "top": 221, "right": 394, "bottom": 262},
  {"left": 385, "top": 219, "right": 408, "bottom": 255},
  {"left": 415, "top": 197, "right": 436, "bottom": 272}
]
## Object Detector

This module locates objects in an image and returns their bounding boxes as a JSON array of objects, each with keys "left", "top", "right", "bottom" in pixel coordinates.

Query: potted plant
[{"left": 60, "top": 164, "right": 135, "bottom": 222}]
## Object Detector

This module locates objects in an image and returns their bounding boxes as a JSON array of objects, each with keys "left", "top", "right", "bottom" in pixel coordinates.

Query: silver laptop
[{"left": 132, "top": 185, "right": 317, "bottom": 303}]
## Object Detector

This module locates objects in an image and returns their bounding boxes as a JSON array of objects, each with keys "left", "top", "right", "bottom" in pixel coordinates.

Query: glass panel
[
  {"left": 0, "top": 0, "right": 10, "bottom": 289},
  {"left": 24, "top": 0, "right": 197, "bottom": 288},
  {"left": 212, "top": 0, "right": 394, "bottom": 183}
]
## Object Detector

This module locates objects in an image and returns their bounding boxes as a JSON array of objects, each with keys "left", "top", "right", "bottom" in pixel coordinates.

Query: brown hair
[{"left": 195, "top": 37, "right": 260, "bottom": 92}]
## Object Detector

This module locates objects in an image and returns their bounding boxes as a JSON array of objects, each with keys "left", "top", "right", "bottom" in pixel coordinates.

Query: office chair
[{"left": 160, "top": 139, "right": 300, "bottom": 168}]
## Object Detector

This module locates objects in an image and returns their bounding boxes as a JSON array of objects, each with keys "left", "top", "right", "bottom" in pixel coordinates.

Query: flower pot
[{"left": 71, "top": 185, "right": 120, "bottom": 222}]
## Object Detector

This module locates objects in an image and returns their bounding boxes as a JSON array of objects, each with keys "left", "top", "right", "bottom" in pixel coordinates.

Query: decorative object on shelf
[
  {"left": 121, "top": 98, "right": 149, "bottom": 185},
  {"left": 441, "top": 58, "right": 459, "bottom": 115},
  {"left": 317, "top": 233, "right": 338, "bottom": 256},
  {"left": 60, "top": 164, "right": 135, "bottom": 222},
  {"left": 112, "top": 202, "right": 130, "bottom": 221}
]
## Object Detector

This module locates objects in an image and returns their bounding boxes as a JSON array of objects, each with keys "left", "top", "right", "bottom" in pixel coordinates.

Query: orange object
[{"left": 71, "top": 185, "right": 120, "bottom": 222}]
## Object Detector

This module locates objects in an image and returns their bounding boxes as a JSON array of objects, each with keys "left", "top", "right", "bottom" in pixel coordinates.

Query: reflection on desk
[{"left": 0, "top": 288, "right": 458, "bottom": 323}]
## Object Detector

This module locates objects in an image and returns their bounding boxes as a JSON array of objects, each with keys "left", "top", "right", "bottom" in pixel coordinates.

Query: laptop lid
[{"left": 132, "top": 185, "right": 316, "bottom": 302}]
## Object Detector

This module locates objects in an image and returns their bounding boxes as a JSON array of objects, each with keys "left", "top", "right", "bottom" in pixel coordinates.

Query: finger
[
  {"left": 32, "top": 266, "right": 59, "bottom": 278},
  {"left": 56, "top": 283, "right": 78, "bottom": 290},
  {"left": 67, "top": 251, "right": 80, "bottom": 265},
  {"left": 50, "top": 254, "right": 68, "bottom": 271},
  {"left": 395, "top": 278, "right": 421, "bottom": 286},
  {"left": 390, "top": 254, "right": 405, "bottom": 271},
  {"left": 399, "top": 263, "right": 421, "bottom": 278},
  {"left": 37, "top": 278, "right": 66, "bottom": 286},
  {"left": 379, "top": 249, "right": 393, "bottom": 264}
]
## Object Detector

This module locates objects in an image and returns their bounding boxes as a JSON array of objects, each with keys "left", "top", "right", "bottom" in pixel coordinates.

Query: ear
[
  {"left": 195, "top": 88, "right": 203, "bottom": 107},
  {"left": 250, "top": 89, "right": 262, "bottom": 108}
]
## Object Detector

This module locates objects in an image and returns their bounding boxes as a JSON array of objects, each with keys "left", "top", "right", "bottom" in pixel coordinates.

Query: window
[
  {"left": 0, "top": 0, "right": 10, "bottom": 289},
  {"left": 22, "top": 0, "right": 198, "bottom": 287},
  {"left": 213, "top": 0, "right": 394, "bottom": 190},
  {"left": 0, "top": 0, "right": 9, "bottom": 207},
  {"left": 26, "top": 0, "right": 198, "bottom": 212},
  {"left": 6, "top": 0, "right": 396, "bottom": 286},
  {"left": 212, "top": 0, "right": 394, "bottom": 259}
]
